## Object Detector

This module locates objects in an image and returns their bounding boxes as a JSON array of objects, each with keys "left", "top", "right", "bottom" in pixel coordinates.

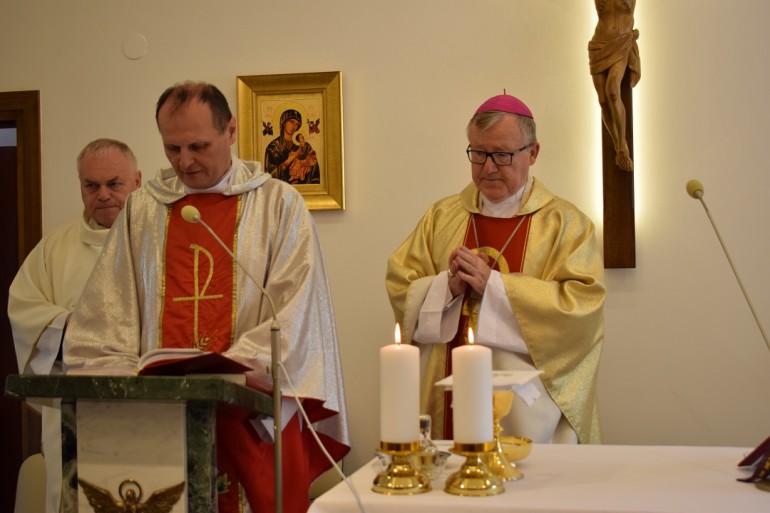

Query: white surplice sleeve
[
  {"left": 413, "top": 270, "right": 529, "bottom": 354},
  {"left": 413, "top": 271, "right": 463, "bottom": 344},
  {"left": 24, "top": 313, "right": 68, "bottom": 374},
  {"left": 476, "top": 270, "right": 528, "bottom": 354}
]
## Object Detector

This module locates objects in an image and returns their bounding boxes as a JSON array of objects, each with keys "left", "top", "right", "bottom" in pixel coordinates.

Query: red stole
[
  {"left": 164, "top": 194, "right": 245, "bottom": 510},
  {"left": 441, "top": 213, "right": 532, "bottom": 439},
  {"left": 162, "top": 194, "right": 239, "bottom": 351},
  {"left": 161, "top": 194, "right": 348, "bottom": 512}
]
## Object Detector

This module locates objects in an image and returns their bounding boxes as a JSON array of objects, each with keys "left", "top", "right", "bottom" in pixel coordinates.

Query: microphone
[
  {"left": 686, "top": 180, "right": 770, "bottom": 352},
  {"left": 180, "top": 204, "right": 201, "bottom": 223},
  {"left": 685, "top": 179, "right": 703, "bottom": 199},
  {"left": 181, "top": 204, "right": 284, "bottom": 513}
]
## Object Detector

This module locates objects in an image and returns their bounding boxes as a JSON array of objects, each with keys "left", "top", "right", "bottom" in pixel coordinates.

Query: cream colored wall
[{"left": 2, "top": 0, "right": 769, "bottom": 475}]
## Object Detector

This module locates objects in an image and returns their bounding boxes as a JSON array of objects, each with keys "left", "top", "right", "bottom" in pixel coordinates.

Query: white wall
[{"left": 2, "top": 0, "right": 769, "bottom": 474}]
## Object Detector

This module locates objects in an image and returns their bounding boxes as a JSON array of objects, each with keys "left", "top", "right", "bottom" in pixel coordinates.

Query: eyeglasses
[{"left": 466, "top": 144, "right": 532, "bottom": 166}]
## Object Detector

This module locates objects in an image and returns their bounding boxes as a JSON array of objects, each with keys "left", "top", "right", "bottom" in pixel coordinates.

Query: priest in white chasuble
[
  {"left": 8, "top": 138, "right": 141, "bottom": 513},
  {"left": 386, "top": 94, "right": 605, "bottom": 445},
  {"left": 64, "top": 82, "right": 349, "bottom": 513}
]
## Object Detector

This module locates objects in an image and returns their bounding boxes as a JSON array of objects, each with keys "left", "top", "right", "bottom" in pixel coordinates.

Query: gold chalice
[
  {"left": 500, "top": 435, "right": 532, "bottom": 462},
  {"left": 485, "top": 389, "right": 524, "bottom": 480}
]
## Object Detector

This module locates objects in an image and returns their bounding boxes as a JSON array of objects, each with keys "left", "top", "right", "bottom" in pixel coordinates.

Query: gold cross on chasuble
[{"left": 161, "top": 194, "right": 241, "bottom": 352}]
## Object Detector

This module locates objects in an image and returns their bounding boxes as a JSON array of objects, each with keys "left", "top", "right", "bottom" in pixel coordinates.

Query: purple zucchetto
[{"left": 474, "top": 94, "right": 533, "bottom": 119}]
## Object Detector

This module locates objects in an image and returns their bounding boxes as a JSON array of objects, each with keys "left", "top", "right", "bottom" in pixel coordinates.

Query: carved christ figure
[{"left": 588, "top": 0, "right": 640, "bottom": 172}]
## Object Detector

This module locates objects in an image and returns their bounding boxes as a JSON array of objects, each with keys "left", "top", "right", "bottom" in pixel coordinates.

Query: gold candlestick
[
  {"left": 372, "top": 441, "right": 431, "bottom": 495},
  {"left": 486, "top": 389, "right": 524, "bottom": 481},
  {"left": 445, "top": 441, "right": 504, "bottom": 496}
]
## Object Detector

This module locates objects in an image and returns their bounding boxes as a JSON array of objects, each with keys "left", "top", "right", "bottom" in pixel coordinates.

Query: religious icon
[
  {"left": 77, "top": 478, "right": 185, "bottom": 513},
  {"left": 237, "top": 71, "right": 345, "bottom": 210},
  {"left": 263, "top": 106, "right": 322, "bottom": 185}
]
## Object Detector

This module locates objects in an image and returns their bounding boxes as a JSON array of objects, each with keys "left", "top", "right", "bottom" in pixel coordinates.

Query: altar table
[{"left": 309, "top": 443, "right": 768, "bottom": 513}]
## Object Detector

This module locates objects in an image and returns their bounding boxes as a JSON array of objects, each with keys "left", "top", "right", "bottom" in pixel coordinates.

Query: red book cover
[
  {"left": 738, "top": 434, "right": 770, "bottom": 467},
  {"left": 137, "top": 349, "right": 251, "bottom": 376}
]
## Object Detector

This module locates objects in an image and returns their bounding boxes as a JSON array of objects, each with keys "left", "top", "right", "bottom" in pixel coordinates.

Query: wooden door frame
[{"left": 0, "top": 89, "right": 42, "bottom": 513}]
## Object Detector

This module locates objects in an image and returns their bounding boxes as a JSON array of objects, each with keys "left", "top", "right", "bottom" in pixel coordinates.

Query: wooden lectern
[{"left": 5, "top": 374, "right": 273, "bottom": 513}]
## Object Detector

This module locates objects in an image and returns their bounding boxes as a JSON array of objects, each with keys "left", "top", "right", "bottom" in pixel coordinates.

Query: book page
[{"left": 137, "top": 348, "right": 205, "bottom": 369}]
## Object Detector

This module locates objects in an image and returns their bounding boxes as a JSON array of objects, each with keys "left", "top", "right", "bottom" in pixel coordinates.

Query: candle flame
[
  {"left": 395, "top": 323, "right": 402, "bottom": 345},
  {"left": 468, "top": 327, "right": 475, "bottom": 345}
]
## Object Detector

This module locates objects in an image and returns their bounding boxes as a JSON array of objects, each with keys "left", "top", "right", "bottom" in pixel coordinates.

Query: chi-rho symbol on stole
[{"left": 162, "top": 194, "right": 241, "bottom": 352}]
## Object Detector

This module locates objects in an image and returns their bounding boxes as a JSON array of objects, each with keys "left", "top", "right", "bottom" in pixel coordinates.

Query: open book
[
  {"left": 65, "top": 348, "right": 251, "bottom": 382},
  {"left": 137, "top": 348, "right": 251, "bottom": 377}
]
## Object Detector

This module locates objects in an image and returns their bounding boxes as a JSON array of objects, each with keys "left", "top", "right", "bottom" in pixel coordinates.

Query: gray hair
[
  {"left": 467, "top": 111, "right": 537, "bottom": 146},
  {"left": 77, "top": 138, "right": 137, "bottom": 170}
]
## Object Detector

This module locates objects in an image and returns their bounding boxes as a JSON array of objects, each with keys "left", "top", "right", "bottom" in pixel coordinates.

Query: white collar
[
  {"left": 182, "top": 162, "right": 234, "bottom": 195},
  {"left": 479, "top": 175, "right": 531, "bottom": 218}
]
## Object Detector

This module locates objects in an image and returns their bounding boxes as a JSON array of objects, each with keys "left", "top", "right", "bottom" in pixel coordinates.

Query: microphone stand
[
  {"left": 271, "top": 320, "right": 282, "bottom": 513},
  {"left": 687, "top": 180, "right": 770, "bottom": 352},
  {"left": 688, "top": 180, "right": 770, "bottom": 492}
]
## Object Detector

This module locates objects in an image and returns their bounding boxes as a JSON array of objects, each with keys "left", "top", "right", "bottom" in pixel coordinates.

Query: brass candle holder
[
  {"left": 486, "top": 389, "right": 524, "bottom": 481},
  {"left": 372, "top": 441, "right": 431, "bottom": 495},
  {"left": 445, "top": 441, "right": 504, "bottom": 496}
]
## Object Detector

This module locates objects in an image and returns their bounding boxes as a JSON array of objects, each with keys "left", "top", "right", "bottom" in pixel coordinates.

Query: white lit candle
[
  {"left": 451, "top": 328, "right": 493, "bottom": 443},
  {"left": 379, "top": 324, "right": 420, "bottom": 443}
]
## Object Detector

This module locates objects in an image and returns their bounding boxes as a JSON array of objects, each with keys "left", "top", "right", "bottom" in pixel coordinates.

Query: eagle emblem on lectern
[{"left": 78, "top": 478, "right": 186, "bottom": 513}]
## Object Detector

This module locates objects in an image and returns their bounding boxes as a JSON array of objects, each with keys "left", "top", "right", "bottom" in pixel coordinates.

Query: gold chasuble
[
  {"left": 386, "top": 178, "right": 605, "bottom": 444},
  {"left": 162, "top": 194, "right": 239, "bottom": 351},
  {"left": 441, "top": 214, "right": 531, "bottom": 439}
]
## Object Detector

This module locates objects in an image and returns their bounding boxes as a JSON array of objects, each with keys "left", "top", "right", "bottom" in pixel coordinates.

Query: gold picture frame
[{"left": 236, "top": 71, "right": 344, "bottom": 210}]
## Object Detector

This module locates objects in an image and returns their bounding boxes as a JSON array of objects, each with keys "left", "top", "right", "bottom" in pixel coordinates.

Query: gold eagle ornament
[{"left": 78, "top": 478, "right": 186, "bottom": 513}]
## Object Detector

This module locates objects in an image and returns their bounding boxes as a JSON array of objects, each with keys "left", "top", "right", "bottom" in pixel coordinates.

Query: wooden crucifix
[{"left": 588, "top": 0, "right": 640, "bottom": 268}]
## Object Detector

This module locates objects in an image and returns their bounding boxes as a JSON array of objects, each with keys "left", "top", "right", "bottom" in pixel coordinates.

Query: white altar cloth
[{"left": 309, "top": 443, "right": 768, "bottom": 513}]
